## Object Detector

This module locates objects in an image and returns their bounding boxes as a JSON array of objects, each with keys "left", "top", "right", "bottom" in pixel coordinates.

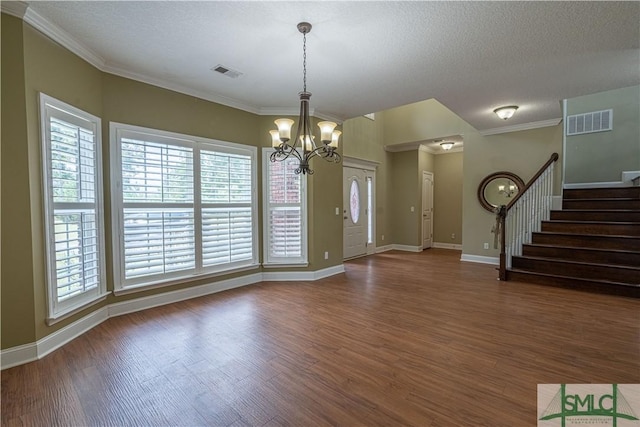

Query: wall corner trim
[
  {"left": 460, "top": 254, "right": 499, "bottom": 265},
  {"left": 1, "top": 267, "right": 344, "bottom": 370}
]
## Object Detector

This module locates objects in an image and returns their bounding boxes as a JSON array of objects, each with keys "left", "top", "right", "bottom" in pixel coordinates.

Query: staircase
[{"left": 507, "top": 186, "right": 640, "bottom": 297}]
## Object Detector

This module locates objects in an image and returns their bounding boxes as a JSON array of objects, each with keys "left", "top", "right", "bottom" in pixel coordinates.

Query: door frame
[
  {"left": 422, "top": 171, "right": 434, "bottom": 250},
  {"left": 343, "top": 156, "right": 378, "bottom": 257}
]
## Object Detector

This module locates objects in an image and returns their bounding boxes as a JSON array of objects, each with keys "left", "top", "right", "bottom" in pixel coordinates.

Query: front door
[
  {"left": 343, "top": 167, "right": 367, "bottom": 259},
  {"left": 422, "top": 171, "right": 434, "bottom": 249}
]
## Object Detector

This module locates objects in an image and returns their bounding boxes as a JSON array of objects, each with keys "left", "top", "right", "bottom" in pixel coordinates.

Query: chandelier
[{"left": 269, "top": 22, "right": 342, "bottom": 175}]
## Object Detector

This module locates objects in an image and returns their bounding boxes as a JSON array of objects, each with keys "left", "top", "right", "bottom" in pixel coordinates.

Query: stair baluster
[{"left": 499, "top": 153, "right": 558, "bottom": 280}]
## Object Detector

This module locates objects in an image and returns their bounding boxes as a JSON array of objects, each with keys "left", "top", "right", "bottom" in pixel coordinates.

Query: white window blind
[
  {"left": 40, "top": 93, "right": 106, "bottom": 318},
  {"left": 112, "top": 123, "right": 258, "bottom": 290},
  {"left": 262, "top": 149, "right": 307, "bottom": 265}
]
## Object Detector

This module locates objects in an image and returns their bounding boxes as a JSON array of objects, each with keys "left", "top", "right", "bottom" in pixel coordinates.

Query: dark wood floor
[{"left": 2, "top": 249, "right": 639, "bottom": 426}]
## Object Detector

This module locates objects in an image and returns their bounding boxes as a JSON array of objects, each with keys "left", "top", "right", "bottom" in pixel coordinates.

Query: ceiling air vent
[
  {"left": 212, "top": 64, "right": 243, "bottom": 79},
  {"left": 566, "top": 109, "right": 612, "bottom": 136}
]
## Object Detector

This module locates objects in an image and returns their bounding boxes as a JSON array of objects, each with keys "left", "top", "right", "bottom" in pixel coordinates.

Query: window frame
[
  {"left": 110, "top": 122, "right": 259, "bottom": 293},
  {"left": 262, "top": 148, "right": 308, "bottom": 266},
  {"left": 39, "top": 93, "right": 108, "bottom": 321}
]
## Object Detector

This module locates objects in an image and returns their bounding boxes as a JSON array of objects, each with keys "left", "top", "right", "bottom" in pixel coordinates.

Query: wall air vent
[
  {"left": 212, "top": 64, "right": 243, "bottom": 79},
  {"left": 566, "top": 109, "right": 612, "bottom": 136}
]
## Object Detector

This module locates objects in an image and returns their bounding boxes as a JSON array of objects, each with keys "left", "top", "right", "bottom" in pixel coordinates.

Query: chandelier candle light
[{"left": 270, "top": 22, "right": 342, "bottom": 175}]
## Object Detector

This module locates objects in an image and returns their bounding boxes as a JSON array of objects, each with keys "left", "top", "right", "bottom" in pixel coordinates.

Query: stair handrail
[{"left": 498, "top": 152, "right": 559, "bottom": 280}]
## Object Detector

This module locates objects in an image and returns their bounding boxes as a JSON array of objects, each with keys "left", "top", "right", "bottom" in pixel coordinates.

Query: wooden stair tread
[
  {"left": 509, "top": 269, "right": 640, "bottom": 287},
  {"left": 555, "top": 209, "right": 640, "bottom": 213},
  {"left": 513, "top": 255, "right": 640, "bottom": 271},
  {"left": 535, "top": 231, "right": 639, "bottom": 239},
  {"left": 544, "top": 220, "right": 639, "bottom": 225},
  {"left": 523, "top": 243, "right": 640, "bottom": 255}
]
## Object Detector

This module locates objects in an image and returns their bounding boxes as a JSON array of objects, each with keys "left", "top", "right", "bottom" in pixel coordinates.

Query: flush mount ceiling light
[
  {"left": 269, "top": 22, "right": 341, "bottom": 175},
  {"left": 494, "top": 105, "right": 519, "bottom": 120},
  {"left": 440, "top": 141, "right": 455, "bottom": 151}
]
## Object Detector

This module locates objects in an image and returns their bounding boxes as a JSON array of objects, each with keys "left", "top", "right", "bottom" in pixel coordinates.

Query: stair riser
[
  {"left": 541, "top": 222, "right": 640, "bottom": 236},
  {"left": 521, "top": 245, "right": 640, "bottom": 267},
  {"left": 506, "top": 271, "right": 640, "bottom": 298},
  {"left": 563, "top": 199, "right": 640, "bottom": 210},
  {"left": 511, "top": 257, "right": 639, "bottom": 284},
  {"left": 550, "top": 211, "right": 640, "bottom": 222},
  {"left": 563, "top": 187, "right": 640, "bottom": 200},
  {"left": 532, "top": 233, "right": 640, "bottom": 251}
]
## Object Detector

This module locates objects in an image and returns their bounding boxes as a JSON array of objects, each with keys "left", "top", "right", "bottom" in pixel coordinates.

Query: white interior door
[
  {"left": 343, "top": 168, "right": 367, "bottom": 259},
  {"left": 422, "top": 171, "right": 434, "bottom": 249}
]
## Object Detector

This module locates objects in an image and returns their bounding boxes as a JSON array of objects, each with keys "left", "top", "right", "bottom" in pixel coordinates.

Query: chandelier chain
[{"left": 302, "top": 32, "right": 307, "bottom": 92}]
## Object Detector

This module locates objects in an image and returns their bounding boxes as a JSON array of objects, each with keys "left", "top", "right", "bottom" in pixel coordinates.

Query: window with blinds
[
  {"left": 262, "top": 149, "right": 307, "bottom": 265},
  {"left": 111, "top": 123, "right": 258, "bottom": 290},
  {"left": 40, "top": 93, "right": 106, "bottom": 318}
]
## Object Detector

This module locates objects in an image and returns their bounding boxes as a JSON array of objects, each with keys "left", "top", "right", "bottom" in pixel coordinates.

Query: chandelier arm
[{"left": 270, "top": 143, "right": 303, "bottom": 163}]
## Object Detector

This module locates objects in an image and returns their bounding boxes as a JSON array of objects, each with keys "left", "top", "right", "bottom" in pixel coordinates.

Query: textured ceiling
[{"left": 14, "top": 1, "right": 640, "bottom": 132}]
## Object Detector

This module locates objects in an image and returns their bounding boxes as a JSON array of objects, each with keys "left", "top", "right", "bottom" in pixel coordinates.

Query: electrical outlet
[
  {"left": 483, "top": 243, "right": 489, "bottom": 249},
  {"left": 335, "top": 207, "right": 339, "bottom": 215},
  {"left": 451, "top": 233, "right": 455, "bottom": 239},
  {"left": 410, "top": 206, "right": 415, "bottom": 212},
  {"left": 381, "top": 235, "right": 385, "bottom": 241},
  {"left": 324, "top": 251, "right": 329, "bottom": 260}
]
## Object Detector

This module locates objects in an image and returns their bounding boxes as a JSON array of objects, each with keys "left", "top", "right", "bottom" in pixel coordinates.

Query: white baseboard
[
  {"left": 432, "top": 242, "right": 463, "bottom": 250},
  {"left": 376, "top": 244, "right": 393, "bottom": 253},
  {"left": 460, "top": 254, "right": 499, "bottom": 265},
  {"left": 0, "top": 343, "right": 38, "bottom": 370},
  {"left": 622, "top": 171, "right": 640, "bottom": 182},
  {"left": 1, "top": 307, "right": 109, "bottom": 370},
  {"left": 262, "top": 264, "right": 345, "bottom": 281},
  {"left": 1, "top": 266, "right": 345, "bottom": 370},
  {"left": 392, "top": 244, "right": 423, "bottom": 252},
  {"left": 38, "top": 306, "right": 109, "bottom": 360},
  {"left": 109, "top": 273, "right": 263, "bottom": 318}
]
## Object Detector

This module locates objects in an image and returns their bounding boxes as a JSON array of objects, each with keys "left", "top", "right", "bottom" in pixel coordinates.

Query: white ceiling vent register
[
  {"left": 566, "top": 109, "right": 612, "bottom": 136},
  {"left": 212, "top": 65, "right": 243, "bottom": 79}
]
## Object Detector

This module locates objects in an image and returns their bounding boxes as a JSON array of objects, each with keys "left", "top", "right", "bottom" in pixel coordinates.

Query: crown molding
[
  {"left": 11, "top": 4, "right": 278, "bottom": 117},
  {"left": 102, "top": 63, "right": 261, "bottom": 115},
  {"left": 22, "top": 7, "right": 106, "bottom": 68},
  {"left": 479, "top": 118, "right": 562, "bottom": 136},
  {"left": 1, "top": 1, "right": 28, "bottom": 18}
]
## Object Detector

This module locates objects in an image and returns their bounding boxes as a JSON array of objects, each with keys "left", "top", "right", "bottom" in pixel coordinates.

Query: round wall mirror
[{"left": 477, "top": 172, "right": 525, "bottom": 212}]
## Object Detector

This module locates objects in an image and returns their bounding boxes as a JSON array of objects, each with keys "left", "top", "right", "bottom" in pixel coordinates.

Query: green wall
[
  {"left": 389, "top": 150, "right": 420, "bottom": 246},
  {"left": 1, "top": 16, "right": 344, "bottom": 350},
  {"left": 565, "top": 85, "right": 640, "bottom": 184},
  {"left": 433, "top": 152, "right": 463, "bottom": 245},
  {"left": 1, "top": 15, "right": 36, "bottom": 349}
]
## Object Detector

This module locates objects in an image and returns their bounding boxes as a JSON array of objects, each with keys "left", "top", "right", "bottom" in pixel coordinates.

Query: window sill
[
  {"left": 47, "top": 292, "right": 110, "bottom": 326},
  {"left": 113, "top": 263, "right": 261, "bottom": 297}
]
